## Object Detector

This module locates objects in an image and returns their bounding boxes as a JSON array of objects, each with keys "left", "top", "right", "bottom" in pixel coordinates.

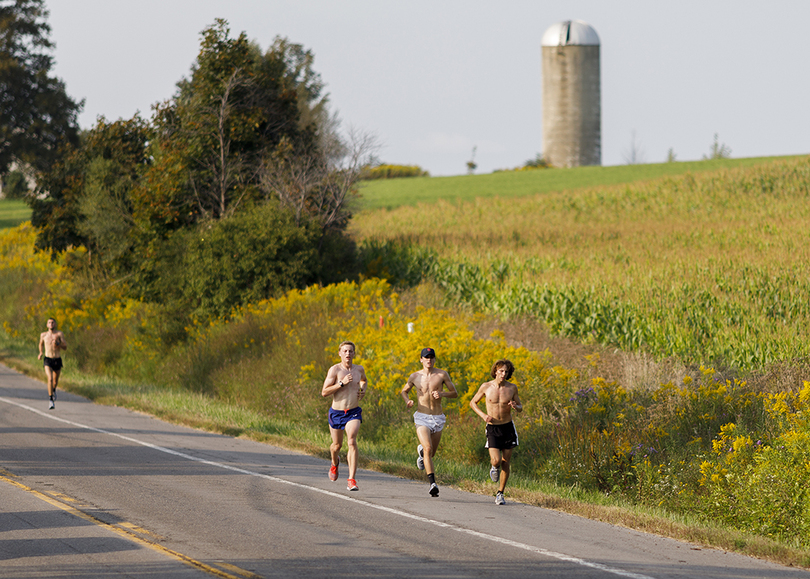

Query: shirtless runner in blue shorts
[{"left": 322, "top": 341, "right": 367, "bottom": 491}]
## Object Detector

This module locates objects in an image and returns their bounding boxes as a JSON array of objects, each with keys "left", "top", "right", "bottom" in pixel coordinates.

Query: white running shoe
[
  {"left": 489, "top": 465, "right": 500, "bottom": 482},
  {"left": 429, "top": 483, "right": 439, "bottom": 497},
  {"left": 495, "top": 491, "right": 506, "bottom": 505},
  {"left": 417, "top": 444, "right": 425, "bottom": 470},
  {"left": 48, "top": 399, "right": 55, "bottom": 410}
]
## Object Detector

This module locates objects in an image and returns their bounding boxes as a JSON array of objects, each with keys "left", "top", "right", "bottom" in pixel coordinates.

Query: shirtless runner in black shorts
[
  {"left": 470, "top": 359, "right": 523, "bottom": 505},
  {"left": 38, "top": 317, "right": 67, "bottom": 410}
]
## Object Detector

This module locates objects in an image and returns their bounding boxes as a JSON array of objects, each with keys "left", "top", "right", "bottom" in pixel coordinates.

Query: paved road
[{"left": 2, "top": 362, "right": 808, "bottom": 579}]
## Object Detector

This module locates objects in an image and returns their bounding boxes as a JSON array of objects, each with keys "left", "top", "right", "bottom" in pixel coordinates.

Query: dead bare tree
[
  {"left": 186, "top": 68, "right": 256, "bottom": 220},
  {"left": 260, "top": 125, "right": 379, "bottom": 232},
  {"left": 316, "top": 126, "right": 379, "bottom": 231},
  {"left": 622, "top": 130, "right": 645, "bottom": 165}
]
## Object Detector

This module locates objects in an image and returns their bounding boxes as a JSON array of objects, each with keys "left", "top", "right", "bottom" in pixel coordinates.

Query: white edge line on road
[{"left": 1, "top": 396, "right": 655, "bottom": 579}]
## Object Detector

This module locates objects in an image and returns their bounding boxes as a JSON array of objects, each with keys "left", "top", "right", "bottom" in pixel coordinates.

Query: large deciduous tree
[
  {"left": 0, "top": 0, "right": 82, "bottom": 176},
  {"left": 261, "top": 127, "right": 378, "bottom": 235},
  {"left": 147, "top": 19, "right": 316, "bottom": 225}
]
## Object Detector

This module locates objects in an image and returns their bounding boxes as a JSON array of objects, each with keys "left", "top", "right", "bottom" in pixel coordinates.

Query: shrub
[
  {"left": 180, "top": 203, "right": 324, "bottom": 321},
  {"left": 357, "top": 239, "right": 435, "bottom": 288},
  {"left": 697, "top": 383, "right": 810, "bottom": 546},
  {"left": 362, "top": 164, "right": 429, "bottom": 180}
]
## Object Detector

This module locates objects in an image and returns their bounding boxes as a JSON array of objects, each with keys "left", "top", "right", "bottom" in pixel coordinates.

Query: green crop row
[{"left": 354, "top": 156, "right": 810, "bottom": 371}]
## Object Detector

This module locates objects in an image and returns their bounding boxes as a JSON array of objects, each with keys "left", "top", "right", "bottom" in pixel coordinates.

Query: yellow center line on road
[
  {"left": 118, "top": 521, "right": 164, "bottom": 540},
  {"left": 213, "top": 561, "right": 265, "bottom": 578},
  {"left": 0, "top": 474, "right": 259, "bottom": 579}
]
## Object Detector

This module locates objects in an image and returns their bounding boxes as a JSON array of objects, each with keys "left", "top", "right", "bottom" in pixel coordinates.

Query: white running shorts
[{"left": 413, "top": 411, "right": 446, "bottom": 433}]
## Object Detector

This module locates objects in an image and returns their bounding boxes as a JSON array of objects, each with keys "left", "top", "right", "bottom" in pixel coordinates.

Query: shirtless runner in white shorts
[{"left": 401, "top": 347, "right": 457, "bottom": 497}]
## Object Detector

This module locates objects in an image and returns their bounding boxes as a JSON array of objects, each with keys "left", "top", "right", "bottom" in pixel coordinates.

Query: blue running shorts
[{"left": 328, "top": 406, "right": 363, "bottom": 430}]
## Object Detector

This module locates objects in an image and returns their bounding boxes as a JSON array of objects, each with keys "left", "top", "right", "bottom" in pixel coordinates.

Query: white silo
[{"left": 541, "top": 20, "right": 601, "bottom": 167}]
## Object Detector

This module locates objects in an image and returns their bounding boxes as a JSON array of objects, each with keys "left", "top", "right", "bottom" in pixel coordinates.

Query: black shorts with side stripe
[{"left": 485, "top": 421, "right": 518, "bottom": 450}]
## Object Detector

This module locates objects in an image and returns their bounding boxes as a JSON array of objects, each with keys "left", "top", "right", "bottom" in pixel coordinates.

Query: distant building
[{"left": 541, "top": 20, "right": 601, "bottom": 167}]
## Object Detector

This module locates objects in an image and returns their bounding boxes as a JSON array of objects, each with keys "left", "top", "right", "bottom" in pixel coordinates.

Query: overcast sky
[{"left": 46, "top": 1, "right": 809, "bottom": 176}]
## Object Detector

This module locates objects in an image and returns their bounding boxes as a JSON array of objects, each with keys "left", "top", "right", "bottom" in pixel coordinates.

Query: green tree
[
  {"left": 30, "top": 116, "right": 151, "bottom": 257},
  {"left": 28, "top": 18, "right": 360, "bottom": 329},
  {"left": 523, "top": 153, "right": 549, "bottom": 169},
  {"left": 466, "top": 146, "right": 477, "bottom": 174},
  {"left": 704, "top": 133, "right": 731, "bottom": 160},
  {"left": 0, "top": 0, "right": 83, "bottom": 176}
]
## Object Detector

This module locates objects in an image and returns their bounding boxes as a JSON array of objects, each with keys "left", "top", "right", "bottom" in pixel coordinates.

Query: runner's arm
[
  {"left": 358, "top": 366, "right": 368, "bottom": 400},
  {"left": 509, "top": 388, "right": 523, "bottom": 412},
  {"left": 401, "top": 376, "right": 415, "bottom": 405},
  {"left": 441, "top": 372, "right": 458, "bottom": 399},
  {"left": 469, "top": 384, "right": 490, "bottom": 422},
  {"left": 321, "top": 366, "right": 341, "bottom": 397}
]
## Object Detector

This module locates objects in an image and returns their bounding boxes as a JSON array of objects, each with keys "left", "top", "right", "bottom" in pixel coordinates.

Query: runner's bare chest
[
  {"left": 486, "top": 384, "right": 514, "bottom": 405},
  {"left": 336, "top": 365, "right": 361, "bottom": 385},
  {"left": 417, "top": 371, "right": 445, "bottom": 394},
  {"left": 42, "top": 332, "right": 62, "bottom": 357}
]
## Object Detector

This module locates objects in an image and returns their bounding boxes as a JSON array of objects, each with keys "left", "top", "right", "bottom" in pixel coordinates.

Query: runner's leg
[
  {"left": 345, "top": 418, "right": 361, "bottom": 480},
  {"left": 415, "top": 425, "right": 435, "bottom": 473},
  {"left": 499, "top": 448, "right": 514, "bottom": 493},
  {"left": 44, "top": 366, "right": 55, "bottom": 397},
  {"left": 329, "top": 426, "right": 344, "bottom": 469}
]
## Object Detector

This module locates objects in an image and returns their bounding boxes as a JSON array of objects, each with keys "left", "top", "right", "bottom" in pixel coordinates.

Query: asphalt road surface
[{"left": 2, "top": 362, "right": 809, "bottom": 579}]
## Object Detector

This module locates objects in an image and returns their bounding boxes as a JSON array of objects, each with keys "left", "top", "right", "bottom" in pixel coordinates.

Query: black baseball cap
[{"left": 420, "top": 347, "right": 436, "bottom": 358}]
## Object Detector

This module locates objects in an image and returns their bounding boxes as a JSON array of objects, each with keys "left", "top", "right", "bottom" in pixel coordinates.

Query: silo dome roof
[{"left": 541, "top": 20, "right": 600, "bottom": 46}]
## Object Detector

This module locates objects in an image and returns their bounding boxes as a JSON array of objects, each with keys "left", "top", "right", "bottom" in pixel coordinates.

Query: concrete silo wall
[{"left": 542, "top": 44, "right": 601, "bottom": 167}]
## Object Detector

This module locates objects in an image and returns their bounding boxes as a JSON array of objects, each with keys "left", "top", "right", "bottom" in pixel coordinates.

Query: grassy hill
[
  {"left": 0, "top": 199, "right": 31, "bottom": 230},
  {"left": 351, "top": 155, "right": 810, "bottom": 370},
  {"left": 357, "top": 155, "right": 803, "bottom": 210}
]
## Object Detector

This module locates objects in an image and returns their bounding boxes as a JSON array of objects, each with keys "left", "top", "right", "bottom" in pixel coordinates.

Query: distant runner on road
[
  {"left": 470, "top": 359, "right": 523, "bottom": 505},
  {"left": 321, "top": 341, "right": 367, "bottom": 491},
  {"left": 401, "top": 347, "right": 458, "bottom": 497},
  {"left": 38, "top": 317, "right": 67, "bottom": 410}
]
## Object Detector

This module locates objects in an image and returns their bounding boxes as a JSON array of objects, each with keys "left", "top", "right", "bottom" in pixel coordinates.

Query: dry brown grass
[{"left": 470, "top": 313, "right": 692, "bottom": 392}]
